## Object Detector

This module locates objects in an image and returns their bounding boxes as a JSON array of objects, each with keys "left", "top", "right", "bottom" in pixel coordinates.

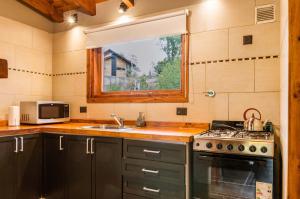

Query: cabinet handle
[
  {"left": 20, "top": 137, "right": 24, "bottom": 152},
  {"left": 90, "top": 138, "right": 94, "bottom": 154},
  {"left": 142, "top": 168, "right": 159, "bottom": 174},
  {"left": 143, "top": 149, "right": 161, "bottom": 154},
  {"left": 14, "top": 137, "right": 18, "bottom": 153},
  {"left": 86, "top": 138, "right": 90, "bottom": 154},
  {"left": 143, "top": 186, "right": 160, "bottom": 193},
  {"left": 59, "top": 136, "right": 64, "bottom": 151}
]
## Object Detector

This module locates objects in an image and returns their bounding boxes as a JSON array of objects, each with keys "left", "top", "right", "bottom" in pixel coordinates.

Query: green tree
[
  {"left": 139, "top": 74, "right": 149, "bottom": 90},
  {"left": 157, "top": 58, "right": 181, "bottom": 89}
]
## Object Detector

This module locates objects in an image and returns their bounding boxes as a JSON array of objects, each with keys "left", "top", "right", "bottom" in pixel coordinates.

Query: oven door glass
[
  {"left": 193, "top": 152, "right": 273, "bottom": 199},
  {"left": 39, "top": 104, "right": 66, "bottom": 119}
]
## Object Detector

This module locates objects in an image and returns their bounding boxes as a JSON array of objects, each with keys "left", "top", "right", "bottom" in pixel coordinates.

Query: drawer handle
[
  {"left": 143, "top": 149, "right": 161, "bottom": 154},
  {"left": 143, "top": 186, "right": 160, "bottom": 193},
  {"left": 142, "top": 168, "right": 159, "bottom": 174}
]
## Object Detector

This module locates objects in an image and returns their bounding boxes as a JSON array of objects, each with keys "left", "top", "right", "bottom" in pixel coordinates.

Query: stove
[{"left": 193, "top": 120, "right": 274, "bottom": 157}]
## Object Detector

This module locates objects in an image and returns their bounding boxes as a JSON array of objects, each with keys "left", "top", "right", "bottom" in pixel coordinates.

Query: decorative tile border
[
  {"left": 7, "top": 67, "right": 86, "bottom": 77},
  {"left": 190, "top": 55, "right": 279, "bottom": 65}
]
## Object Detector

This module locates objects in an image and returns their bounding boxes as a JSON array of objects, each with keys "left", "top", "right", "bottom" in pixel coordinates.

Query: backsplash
[
  {"left": 0, "top": 16, "right": 52, "bottom": 120},
  {"left": 52, "top": 0, "right": 280, "bottom": 124}
]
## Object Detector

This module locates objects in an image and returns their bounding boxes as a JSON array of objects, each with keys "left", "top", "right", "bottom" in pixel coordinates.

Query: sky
[{"left": 103, "top": 37, "right": 167, "bottom": 76}]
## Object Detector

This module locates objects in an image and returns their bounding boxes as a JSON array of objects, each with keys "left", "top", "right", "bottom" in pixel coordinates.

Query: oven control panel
[{"left": 193, "top": 139, "right": 274, "bottom": 157}]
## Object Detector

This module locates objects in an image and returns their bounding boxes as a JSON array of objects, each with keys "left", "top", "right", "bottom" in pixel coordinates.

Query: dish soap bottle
[{"left": 136, "top": 112, "right": 146, "bottom": 127}]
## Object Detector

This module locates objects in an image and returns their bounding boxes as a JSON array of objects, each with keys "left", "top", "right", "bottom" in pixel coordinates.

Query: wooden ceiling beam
[
  {"left": 122, "top": 0, "right": 134, "bottom": 8},
  {"left": 18, "top": 0, "right": 64, "bottom": 22},
  {"left": 63, "top": 0, "right": 96, "bottom": 15}
]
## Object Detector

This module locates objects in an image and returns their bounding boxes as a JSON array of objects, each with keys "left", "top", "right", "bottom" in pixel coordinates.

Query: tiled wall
[
  {"left": 0, "top": 16, "right": 52, "bottom": 120},
  {"left": 52, "top": 0, "right": 280, "bottom": 124}
]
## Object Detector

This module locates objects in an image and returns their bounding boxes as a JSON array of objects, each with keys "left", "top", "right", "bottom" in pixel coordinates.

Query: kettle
[{"left": 243, "top": 108, "right": 264, "bottom": 131}]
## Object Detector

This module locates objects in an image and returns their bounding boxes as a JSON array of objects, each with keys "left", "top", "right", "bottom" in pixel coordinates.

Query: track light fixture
[{"left": 118, "top": 0, "right": 134, "bottom": 13}]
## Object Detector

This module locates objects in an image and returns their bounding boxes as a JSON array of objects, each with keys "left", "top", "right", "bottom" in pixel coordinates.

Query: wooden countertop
[{"left": 0, "top": 122, "right": 209, "bottom": 143}]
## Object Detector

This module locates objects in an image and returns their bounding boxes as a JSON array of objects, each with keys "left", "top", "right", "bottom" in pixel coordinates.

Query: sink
[{"left": 81, "top": 124, "right": 131, "bottom": 131}]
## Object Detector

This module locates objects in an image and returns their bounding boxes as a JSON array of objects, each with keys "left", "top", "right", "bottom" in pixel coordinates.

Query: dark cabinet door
[
  {"left": 16, "top": 134, "right": 42, "bottom": 199},
  {"left": 0, "top": 137, "right": 17, "bottom": 199},
  {"left": 44, "top": 134, "right": 66, "bottom": 199},
  {"left": 65, "top": 136, "right": 92, "bottom": 199},
  {"left": 93, "top": 137, "right": 122, "bottom": 199}
]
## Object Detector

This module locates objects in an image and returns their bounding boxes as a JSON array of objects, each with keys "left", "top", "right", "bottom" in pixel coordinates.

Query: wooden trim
[
  {"left": 87, "top": 34, "right": 189, "bottom": 103},
  {"left": 70, "top": 119, "right": 209, "bottom": 129},
  {"left": 288, "top": 0, "right": 300, "bottom": 198},
  {"left": 0, "top": 120, "right": 8, "bottom": 127},
  {"left": 0, "top": 59, "right": 8, "bottom": 78}
]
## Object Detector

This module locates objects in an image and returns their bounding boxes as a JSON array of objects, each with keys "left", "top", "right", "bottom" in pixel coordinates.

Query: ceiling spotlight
[
  {"left": 118, "top": 0, "right": 134, "bottom": 13},
  {"left": 66, "top": 13, "right": 78, "bottom": 24}
]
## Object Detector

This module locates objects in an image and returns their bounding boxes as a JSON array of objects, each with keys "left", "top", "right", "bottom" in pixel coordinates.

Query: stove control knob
[
  {"left": 216, "top": 143, "right": 223, "bottom": 150},
  {"left": 238, "top": 144, "right": 245, "bottom": 152},
  {"left": 249, "top": 145, "right": 257, "bottom": 152},
  {"left": 206, "top": 143, "right": 213, "bottom": 149},
  {"left": 196, "top": 143, "right": 200, "bottom": 147},
  {"left": 227, "top": 144, "right": 233, "bottom": 151},
  {"left": 261, "top": 147, "right": 268, "bottom": 153}
]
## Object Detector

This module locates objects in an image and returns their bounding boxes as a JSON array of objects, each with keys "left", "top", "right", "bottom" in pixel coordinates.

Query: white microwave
[{"left": 20, "top": 101, "right": 70, "bottom": 124}]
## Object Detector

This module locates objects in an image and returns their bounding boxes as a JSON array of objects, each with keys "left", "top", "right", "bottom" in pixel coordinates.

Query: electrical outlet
[
  {"left": 80, "top": 106, "right": 87, "bottom": 113},
  {"left": 243, "top": 35, "right": 253, "bottom": 45},
  {"left": 176, "top": 107, "right": 187, "bottom": 116}
]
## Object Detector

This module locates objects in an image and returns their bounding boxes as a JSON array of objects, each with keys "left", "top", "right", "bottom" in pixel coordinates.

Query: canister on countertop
[{"left": 8, "top": 106, "right": 20, "bottom": 127}]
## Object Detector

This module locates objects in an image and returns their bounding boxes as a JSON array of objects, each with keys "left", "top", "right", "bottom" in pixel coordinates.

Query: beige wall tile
[
  {"left": 229, "top": 22, "right": 280, "bottom": 58},
  {"left": 189, "top": 64, "right": 206, "bottom": 94},
  {"left": 0, "top": 16, "right": 32, "bottom": 48},
  {"left": 0, "top": 41, "right": 15, "bottom": 67},
  {"left": 255, "top": 58, "right": 280, "bottom": 92},
  {"left": 146, "top": 103, "right": 185, "bottom": 122},
  {"left": 185, "top": 93, "right": 229, "bottom": 123},
  {"left": 190, "top": 0, "right": 255, "bottom": 33},
  {"left": 229, "top": 92, "right": 280, "bottom": 124},
  {"left": 52, "top": 76, "right": 76, "bottom": 97},
  {"left": 0, "top": 94, "right": 16, "bottom": 120},
  {"left": 31, "top": 76, "right": 52, "bottom": 97},
  {"left": 87, "top": 103, "right": 115, "bottom": 120},
  {"left": 0, "top": 71, "right": 31, "bottom": 95},
  {"left": 206, "top": 60, "right": 255, "bottom": 92},
  {"left": 53, "top": 27, "right": 87, "bottom": 53},
  {"left": 32, "top": 28, "right": 52, "bottom": 53},
  {"left": 114, "top": 104, "right": 147, "bottom": 120},
  {"left": 53, "top": 50, "right": 86, "bottom": 74},
  {"left": 191, "top": 29, "right": 229, "bottom": 62}
]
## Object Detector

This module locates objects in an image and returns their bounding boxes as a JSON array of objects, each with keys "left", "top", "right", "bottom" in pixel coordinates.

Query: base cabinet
[
  {"left": 43, "top": 134, "right": 122, "bottom": 199},
  {"left": 0, "top": 134, "right": 42, "bottom": 199}
]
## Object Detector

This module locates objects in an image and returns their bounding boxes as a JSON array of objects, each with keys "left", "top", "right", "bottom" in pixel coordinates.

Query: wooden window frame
[{"left": 87, "top": 34, "right": 189, "bottom": 103}]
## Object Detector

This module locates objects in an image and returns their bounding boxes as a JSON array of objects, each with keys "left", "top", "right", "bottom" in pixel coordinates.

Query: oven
[{"left": 192, "top": 152, "right": 274, "bottom": 199}]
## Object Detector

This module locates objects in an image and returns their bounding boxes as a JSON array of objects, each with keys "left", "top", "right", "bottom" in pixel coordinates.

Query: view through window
[{"left": 102, "top": 34, "right": 182, "bottom": 92}]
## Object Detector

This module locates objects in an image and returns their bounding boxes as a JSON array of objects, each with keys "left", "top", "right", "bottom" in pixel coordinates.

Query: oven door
[
  {"left": 38, "top": 103, "right": 69, "bottom": 119},
  {"left": 193, "top": 152, "right": 273, "bottom": 199}
]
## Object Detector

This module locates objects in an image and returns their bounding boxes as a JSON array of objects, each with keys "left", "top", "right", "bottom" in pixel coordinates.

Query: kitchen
[{"left": 0, "top": 0, "right": 297, "bottom": 199}]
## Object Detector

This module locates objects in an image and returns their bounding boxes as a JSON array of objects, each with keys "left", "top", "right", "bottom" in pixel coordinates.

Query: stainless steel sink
[{"left": 81, "top": 124, "right": 131, "bottom": 131}]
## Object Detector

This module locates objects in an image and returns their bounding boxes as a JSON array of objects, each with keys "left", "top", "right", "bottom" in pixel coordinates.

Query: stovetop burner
[{"left": 193, "top": 120, "right": 274, "bottom": 157}]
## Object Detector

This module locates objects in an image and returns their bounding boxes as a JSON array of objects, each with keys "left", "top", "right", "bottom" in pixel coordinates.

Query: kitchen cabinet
[
  {"left": 0, "top": 134, "right": 42, "bottom": 199},
  {"left": 123, "top": 139, "right": 188, "bottom": 199},
  {"left": 43, "top": 134, "right": 122, "bottom": 199},
  {"left": 44, "top": 134, "right": 66, "bottom": 199},
  {"left": 0, "top": 136, "right": 16, "bottom": 199},
  {"left": 93, "top": 137, "right": 122, "bottom": 199},
  {"left": 65, "top": 136, "right": 93, "bottom": 199}
]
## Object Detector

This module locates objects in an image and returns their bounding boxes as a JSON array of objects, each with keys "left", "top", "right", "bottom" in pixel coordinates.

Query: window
[{"left": 87, "top": 34, "right": 189, "bottom": 103}]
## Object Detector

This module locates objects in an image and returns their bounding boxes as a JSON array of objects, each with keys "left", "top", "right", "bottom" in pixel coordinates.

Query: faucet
[{"left": 111, "top": 114, "right": 124, "bottom": 128}]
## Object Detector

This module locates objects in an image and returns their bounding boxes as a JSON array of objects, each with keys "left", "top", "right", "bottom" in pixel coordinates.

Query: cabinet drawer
[
  {"left": 123, "top": 193, "right": 148, "bottom": 199},
  {"left": 124, "top": 140, "right": 186, "bottom": 164},
  {"left": 123, "top": 177, "right": 185, "bottom": 199},
  {"left": 123, "top": 158, "right": 185, "bottom": 185}
]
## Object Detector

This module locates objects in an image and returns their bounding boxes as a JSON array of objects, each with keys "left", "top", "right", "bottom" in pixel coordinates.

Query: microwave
[{"left": 20, "top": 101, "right": 70, "bottom": 124}]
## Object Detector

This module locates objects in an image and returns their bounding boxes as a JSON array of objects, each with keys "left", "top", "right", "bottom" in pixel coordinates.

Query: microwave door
[{"left": 39, "top": 104, "right": 65, "bottom": 119}]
